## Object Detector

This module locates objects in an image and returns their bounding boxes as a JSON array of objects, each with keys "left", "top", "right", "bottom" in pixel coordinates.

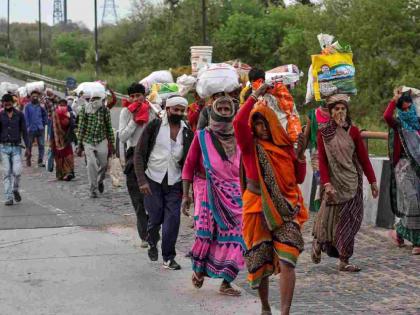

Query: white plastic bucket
[{"left": 191, "top": 46, "right": 213, "bottom": 75}]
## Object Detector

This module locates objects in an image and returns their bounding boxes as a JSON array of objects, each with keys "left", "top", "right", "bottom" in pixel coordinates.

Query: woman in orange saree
[{"left": 234, "top": 82, "right": 308, "bottom": 315}]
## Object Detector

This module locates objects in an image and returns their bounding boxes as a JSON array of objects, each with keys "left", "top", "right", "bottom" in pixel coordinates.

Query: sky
[
  {"left": 0, "top": 0, "right": 135, "bottom": 29},
  {"left": 0, "top": 0, "right": 319, "bottom": 29}
]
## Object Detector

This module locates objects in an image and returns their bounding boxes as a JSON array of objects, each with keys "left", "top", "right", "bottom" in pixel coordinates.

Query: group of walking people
[
  {"left": 114, "top": 67, "right": 419, "bottom": 315},
  {"left": 0, "top": 82, "right": 117, "bottom": 204},
  {"left": 0, "top": 65, "right": 419, "bottom": 314}
]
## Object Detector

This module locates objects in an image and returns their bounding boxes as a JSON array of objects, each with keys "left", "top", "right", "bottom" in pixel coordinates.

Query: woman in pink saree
[{"left": 182, "top": 96, "right": 245, "bottom": 296}]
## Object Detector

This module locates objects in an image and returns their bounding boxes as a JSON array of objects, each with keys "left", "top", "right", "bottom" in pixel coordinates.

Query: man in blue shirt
[
  {"left": 24, "top": 90, "right": 47, "bottom": 167},
  {"left": 0, "top": 94, "right": 30, "bottom": 205}
]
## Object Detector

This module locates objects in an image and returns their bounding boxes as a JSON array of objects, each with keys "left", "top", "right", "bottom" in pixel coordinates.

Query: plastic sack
[
  {"left": 115, "top": 132, "right": 126, "bottom": 169},
  {"left": 18, "top": 87, "right": 28, "bottom": 98},
  {"left": 140, "top": 70, "right": 174, "bottom": 91},
  {"left": 317, "top": 33, "right": 335, "bottom": 49},
  {"left": 74, "top": 82, "right": 106, "bottom": 99},
  {"left": 266, "top": 83, "right": 302, "bottom": 143},
  {"left": 402, "top": 86, "right": 420, "bottom": 116},
  {"left": 176, "top": 74, "right": 197, "bottom": 96},
  {"left": 224, "top": 60, "right": 252, "bottom": 84},
  {"left": 305, "top": 65, "right": 314, "bottom": 104},
  {"left": 196, "top": 63, "right": 240, "bottom": 99},
  {"left": 110, "top": 156, "right": 123, "bottom": 188},
  {"left": 311, "top": 52, "right": 356, "bottom": 101},
  {"left": 25, "top": 81, "right": 45, "bottom": 95},
  {"left": 0, "top": 82, "right": 19, "bottom": 95},
  {"left": 47, "top": 148, "right": 54, "bottom": 172},
  {"left": 266, "top": 64, "right": 302, "bottom": 89},
  {"left": 150, "top": 83, "right": 180, "bottom": 101}
]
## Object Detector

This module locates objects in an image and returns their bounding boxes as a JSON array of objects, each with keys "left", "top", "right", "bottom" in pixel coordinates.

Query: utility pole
[
  {"left": 7, "top": 0, "right": 10, "bottom": 59},
  {"left": 94, "top": 0, "right": 99, "bottom": 78},
  {"left": 64, "top": 0, "right": 68, "bottom": 24},
  {"left": 201, "top": 0, "right": 208, "bottom": 45},
  {"left": 39, "top": 0, "right": 43, "bottom": 74}
]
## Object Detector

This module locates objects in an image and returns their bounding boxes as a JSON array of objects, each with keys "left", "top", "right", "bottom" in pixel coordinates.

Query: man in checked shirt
[{"left": 76, "top": 90, "right": 115, "bottom": 198}]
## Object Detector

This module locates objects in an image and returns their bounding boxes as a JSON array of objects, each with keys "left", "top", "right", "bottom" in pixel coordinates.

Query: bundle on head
[{"left": 397, "top": 91, "right": 412, "bottom": 109}]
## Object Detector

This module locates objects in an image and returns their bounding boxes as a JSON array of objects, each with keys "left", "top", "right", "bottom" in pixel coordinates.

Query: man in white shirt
[
  {"left": 118, "top": 83, "right": 155, "bottom": 247},
  {"left": 134, "top": 95, "right": 193, "bottom": 270}
]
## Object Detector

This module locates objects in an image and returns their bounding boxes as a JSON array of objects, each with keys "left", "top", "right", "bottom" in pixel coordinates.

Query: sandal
[
  {"left": 388, "top": 230, "right": 405, "bottom": 247},
  {"left": 339, "top": 263, "right": 361, "bottom": 272},
  {"left": 311, "top": 240, "right": 321, "bottom": 264},
  {"left": 412, "top": 247, "right": 420, "bottom": 255},
  {"left": 219, "top": 282, "right": 241, "bottom": 296},
  {"left": 192, "top": 272, "right": 204, "bottom": 289}
]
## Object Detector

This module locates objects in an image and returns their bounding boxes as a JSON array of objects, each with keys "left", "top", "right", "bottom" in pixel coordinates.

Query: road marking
[{"left": 21, "top": 189, "right": 76, "bottom": 226}]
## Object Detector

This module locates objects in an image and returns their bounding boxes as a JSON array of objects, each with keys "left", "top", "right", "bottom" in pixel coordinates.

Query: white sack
[
  {"left": 140, "top": 70, "right": 174, "bottom": 91},
  {"left": 196, "top": 63, "right": 240, "bottom": 99}
]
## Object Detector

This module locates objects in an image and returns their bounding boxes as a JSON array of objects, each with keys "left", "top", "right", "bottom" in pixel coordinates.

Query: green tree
[{"left": 52, "top": 32, "right": 90, "bottom": 69}]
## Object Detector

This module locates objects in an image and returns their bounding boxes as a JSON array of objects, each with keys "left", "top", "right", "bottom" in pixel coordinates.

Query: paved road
[
  {"left": 0, "top": 71, "right": 27, "bottom": 87},
  {"left": 1, "top": 72, "right": 419, "bottom": 314}
]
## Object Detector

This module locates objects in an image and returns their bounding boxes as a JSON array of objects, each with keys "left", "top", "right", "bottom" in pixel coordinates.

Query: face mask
[
  {"left": 5, "top": 107, "right": 13, "bottom": 112},
  {"left": 168, "top": 114, "right": 183, "bottom": 124},
  {"left": 90, "top": 100, "right": 102, "bottom": 107},
  {"left": 32, "top": 98, "right": 39, "bottom": 104},
  {"left": 77, "top": 98, "right": 86, "bottom": 106}
]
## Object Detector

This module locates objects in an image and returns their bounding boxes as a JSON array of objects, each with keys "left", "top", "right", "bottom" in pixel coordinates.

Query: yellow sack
[
  {"left": 311, "top": 52, "right": 356, "bottom": 101},
  {"left": 239, "top": 85, "right": 251, "bottom": 106}
]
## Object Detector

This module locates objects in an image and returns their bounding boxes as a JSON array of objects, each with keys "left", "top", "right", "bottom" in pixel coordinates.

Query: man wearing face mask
[
  {"left": 134, "top": 95, "right": 193, "bottom": 270},
  {"left": 24, "top": 90, "right": 48, "bottom": 167},
  {"left": 71, "top": 92, "right": 87, "bottom": 118},
  {"left": 77, "top": 91, "right": 115, "bottom": 198},
  {"left": 0, "top": 94, "right": 30, "bottom": 205},
  {"left": 118, "top": 83, "right": 155, "bottom": 247}
]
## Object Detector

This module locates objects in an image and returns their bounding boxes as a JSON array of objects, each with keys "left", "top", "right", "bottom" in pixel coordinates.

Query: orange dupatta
[{"left": 249, "top": 99, "right": 308, "bottom": 231}]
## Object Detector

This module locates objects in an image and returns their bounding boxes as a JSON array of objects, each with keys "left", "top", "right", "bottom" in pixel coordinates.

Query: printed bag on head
[
  {"left": 311, "top": 52, "right": 357, "bottom": 101},
  {"left": 268, "top": 83, "right": 302, "bottom": 143}
]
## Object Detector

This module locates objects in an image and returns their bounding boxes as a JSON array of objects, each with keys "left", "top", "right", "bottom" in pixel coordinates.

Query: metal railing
[
  {"left": 0, "top": 62, "right": 127, "bottom": 100},
  {"left": 360, "top": 131, "right": 388, "bottom": 155}
]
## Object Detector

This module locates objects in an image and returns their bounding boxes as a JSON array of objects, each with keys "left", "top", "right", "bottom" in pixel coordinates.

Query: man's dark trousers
[
  {"left": 144, "top": 176, "right": 182, "bottom": 262},
  {"left": 125, "top": 148, "right": 148, "bottom": 241}
]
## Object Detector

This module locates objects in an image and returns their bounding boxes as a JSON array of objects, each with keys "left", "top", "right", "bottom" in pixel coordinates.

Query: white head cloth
[{"left": 165, "top": 95, "right": 188, "bottom": 108}]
